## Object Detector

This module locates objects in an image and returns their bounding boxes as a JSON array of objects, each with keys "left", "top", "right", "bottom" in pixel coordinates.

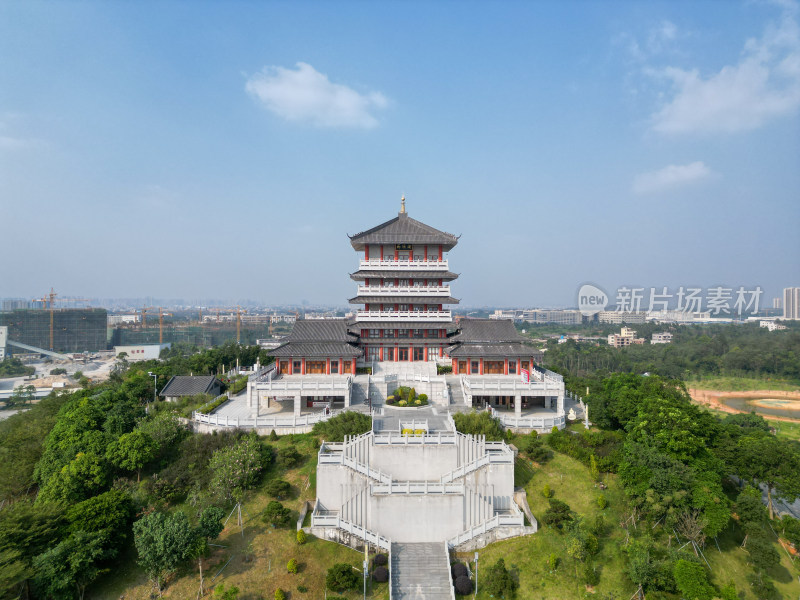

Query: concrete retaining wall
[{"left": 452, "top": 525, "right": 537, "bottom": 551}]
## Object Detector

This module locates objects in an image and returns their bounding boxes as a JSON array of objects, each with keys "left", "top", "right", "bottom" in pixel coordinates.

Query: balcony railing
[
  {"left": 356, "top": 285, "right": 451, "bottom": 295},
  {"left": 359, "top": 259, "right": 449, "bottom": 270},
  {"left": 355, "top": 310, "right": 452, "bottom": 321}
]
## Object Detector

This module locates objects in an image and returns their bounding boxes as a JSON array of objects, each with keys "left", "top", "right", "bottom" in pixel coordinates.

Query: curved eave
[{"left": 348, "top": 296, "right": 460, "bottom": 305}]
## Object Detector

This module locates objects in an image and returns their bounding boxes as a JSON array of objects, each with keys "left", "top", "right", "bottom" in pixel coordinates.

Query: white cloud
[
  {"left": 245, "top": 62, "right": 388, "bottom": 128},
  {"left": 632, "top": 161, "right": 713, "bottom": 194},
  {"left": 650, "top": 4, "right": 800, "bottom": 134}
]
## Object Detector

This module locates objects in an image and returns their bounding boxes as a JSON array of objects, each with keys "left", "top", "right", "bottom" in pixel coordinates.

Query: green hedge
[{"left": 197, "top": 394, "right": 229, "bottom": 415}]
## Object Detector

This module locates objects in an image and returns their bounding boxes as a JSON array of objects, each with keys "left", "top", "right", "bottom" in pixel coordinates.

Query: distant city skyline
[{"left": 2, "top": 1, "right": 798, "bottom": 305}]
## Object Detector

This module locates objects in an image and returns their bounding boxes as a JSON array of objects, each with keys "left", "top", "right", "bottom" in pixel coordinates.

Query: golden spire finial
[{"left": 400, "top": 195, "right": 406, "bottom": 214}]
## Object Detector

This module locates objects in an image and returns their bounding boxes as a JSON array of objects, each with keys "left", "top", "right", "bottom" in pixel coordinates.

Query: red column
[
  {"left": 379, "top": 346, "right": 383, "bottom": 361},
  {"left": 395, "top": 247, "right": 399, "bottom": 260},
  {"left": 351, "top": 358, "right": 356, "bottom": 374},
  {"left": 326, "top": 358, "right": 330, "bottom": 375},
  {"left": 480, "top": 358, "right": 484, "bottom": 375},
  {"left": 409, "top": 346, "right": 413, "bottom": 361},
  {"left": 424, "top": 246, "right": 428, "bottom": 260},
  {"left": 424, "top": 346, "right": 428, "bottom": 361},
  {"left": 394, "top": 346, "right": 398, "bottom": 361},
  {"left": 438, "top": 245, "right": 442, "bottom": 260},
  {"left": 452, "top": 358, "right": 457, "bottom": 374},
  {"left": 302, "top": 358, "right": 306, "bottom": 375},
  {"left": 380, "top": 246, "right": 384, "bottom": 260},
  {"left": 365, "top": 246, "right": 369, "bottom": 260}
]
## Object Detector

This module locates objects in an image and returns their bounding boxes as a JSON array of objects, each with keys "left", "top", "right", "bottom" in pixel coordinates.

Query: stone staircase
[
  {"left": 391, "top": 542, "right": 454, "bottom": 600},
  {"left": 445, "top": 375, "right": 466, "bottom": 405}
]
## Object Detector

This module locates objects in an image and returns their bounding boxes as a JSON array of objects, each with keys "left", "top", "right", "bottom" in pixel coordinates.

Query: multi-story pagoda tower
[{"left": 348, "top": 197, "right": 460, "bottom": 362}]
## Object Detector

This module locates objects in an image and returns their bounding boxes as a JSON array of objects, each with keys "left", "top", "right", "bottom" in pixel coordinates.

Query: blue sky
[{"left": 1, "top": 0, "right": 799, "bottom": 308}]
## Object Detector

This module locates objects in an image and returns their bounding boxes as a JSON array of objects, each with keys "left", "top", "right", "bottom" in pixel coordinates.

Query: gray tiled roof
[
  {"left": 160, "top": 375, "right": 220, "bottom": 397},
  {"left": 449, "top": 319, "right": 527, "bottom": 343},
  {"left": 350, "top": 270, "right": 460, "bottom": 281},
  {"left": 270, "top": 342, "right": 362, "bottom": 357},
  {"left": 348, "top": 296, "right": 459, "bottom": 304},
  {"left": 447, "top": 343, "right": 542, "bottom": 358},
  {"left": 285, "top": 319, "right": 358, "bottom": 343},
  {"left": 349, "top": 212, "right": 459, "bottom": 250}
]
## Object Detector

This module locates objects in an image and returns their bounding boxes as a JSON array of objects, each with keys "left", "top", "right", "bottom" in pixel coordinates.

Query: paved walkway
[{"left": 373, "top": 407, "right": 454, "bottom": 433}]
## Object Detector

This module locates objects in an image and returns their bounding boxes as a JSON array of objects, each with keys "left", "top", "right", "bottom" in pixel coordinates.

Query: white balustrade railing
[
  {"left": 447, "top": 505, "right": 525, "bottom": 548},
  {"left": 370, "top": 481, "right": 464, "bottom": 495},
  {"left": 372, "top": 431, "right": 458, "bottom": 445},
  {"left": 489, "top": 408, "right": 566, "bottom": 430},
  {"left": 439, "top": 446, "right": 514, "bottom": 483},
  {"left": 359, "top": 259, "right": 449, "bottom": 270},
  {"left": 355, "top": 310, "right": 452, "bottom": 322},
  {"left": 356, "top": 285, "right": 451, "bottom": 295},
  {"left": 462, "top": 376, "right": 562, "bottom": 394},
  {"left": 192, "top": 407, "right": 348, "bottom": 429},
  {"left": 252, "top": 376, "right": 351, "bottom": 392},
  {"left": 310, "top": 510, "right": 391, "bottom": 551}
]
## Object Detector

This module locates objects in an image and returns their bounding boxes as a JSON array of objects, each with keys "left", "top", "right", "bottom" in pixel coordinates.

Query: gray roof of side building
[
  {"left": 269, "top": 342, "right": 362, "bottom": 357},
  {"left": 349, "top": 211, "right": 459, "bottom": 250},
  {"left": 448, "top": 318, "right": 528, "bottom": 343},
  {"left": 447, "top": 343, "right": 543, "bottom": 358},
  {"left": 160, "top": 375, "right": 221, "bottom": 397},
  {"left": 350, "top": 270, "right": 460, "bottom": 281},
  {"left": 268, "top": 319, "right": 361, "bottom": 358}
]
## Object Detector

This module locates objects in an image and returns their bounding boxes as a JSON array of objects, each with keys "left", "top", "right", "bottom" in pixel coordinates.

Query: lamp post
[
  {"left": 147, "top": 371, "right": 157, "bottom": 413},
  {"left": 474, "top": 552, "right": 479, "bottom": 599}
]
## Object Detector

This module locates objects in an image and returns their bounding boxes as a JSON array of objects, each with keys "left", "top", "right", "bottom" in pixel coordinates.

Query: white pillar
[
  {"left": 515, "top": 394, "right": 522, "bottom": 417},
  {"left": 294, "top": 394, "right": 302, "bottom": 416}
]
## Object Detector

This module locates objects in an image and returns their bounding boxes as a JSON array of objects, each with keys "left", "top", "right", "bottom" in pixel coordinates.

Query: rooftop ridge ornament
[{"left": 399, "top": 195, "right": 406, "bottom": 215}]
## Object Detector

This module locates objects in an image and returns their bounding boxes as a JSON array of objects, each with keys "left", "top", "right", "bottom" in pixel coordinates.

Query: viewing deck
[
  {"left": 356, "top": 285, "right": 451, "bottom": 296},
  {"left": 355, "top": 309, "right": 452, "bottom": 321},
  {"left": 359, "top": 258, "right": 449, "bottom": 270}
]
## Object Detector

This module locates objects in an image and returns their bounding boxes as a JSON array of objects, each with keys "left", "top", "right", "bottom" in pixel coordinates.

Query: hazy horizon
[{"left": 2, "top": 1, "right": 798, "bottom": 308}]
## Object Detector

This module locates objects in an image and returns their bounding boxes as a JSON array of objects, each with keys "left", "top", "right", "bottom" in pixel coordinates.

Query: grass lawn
[
  {"left": 459, "top": 451, "right": 633, "bottom": 599},
  {"left": 686, "top": 375, "right": 800, "bottom": 392},
  {"left": 92, "top": 433, "right": 389, "bottom": 600}
]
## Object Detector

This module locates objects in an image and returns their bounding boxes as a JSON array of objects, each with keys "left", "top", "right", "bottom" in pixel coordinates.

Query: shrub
[
  {"left": 451, "top": 562, "right": 468, "bottom": 578},
  {"left": 266, "top": 478, "right": 292, "bottom": 499},
  {"left": 437, "top": 364, "right": 452, "bottom": 375},
  {"left": 528, "top": 445, "right": 554, "bottom": 463},
  {"left": 214, "top": 584, "right": 240, "bottom": 600},
  {"left": 287, "top": 558, "right": 298, "bottom": 574},
  {"left": 547, "top": 553, "right": 558, "bottom": 571},
  {"left": 398, "top": 400, "right": 407, "bottom": 407},
  {"left": 274, "top": 589, "right": 285, "bottom": 600},
  {"left": 262, "top": 501, "right": 292, "bottom": 528},
  {"left": 542, "top": 499, "right": 573, "bottom": 530},
  {"left": 419, "top": 393, "right": 428, "bottom": 403},
  {"left": 482, "top": 558, "right": 517, "bottom": 598},
  {"left": 596, "top": 494, "right": 607, "bottom": 509},
  {"left": 454, "top": 575, "right": 473, "bottom": 595},
  {"left": 582, "top": 562, "right": 599, "bottom": 586},
  {"left": 297, "top": 585, "right": 308, "bottom": 593},
  {"left": 276, "top": 447, "right": 303, "bottom": 470},
  {"left": 326, "top": 563, "right": 360, "bottom": 592},
  {"left": 452, "top": 411, "right": 505, "bottom": 440},
  {"left": 372, "top": 565, "right": 389, "bottom": 582},
  {"left": 541, "top": 483, "right": 552, "bottom": 498},
  {"left": 269, "top": 430, "right": 279, "bottom": 440},
  {"left": 49, "top": 368, "right": 67, "bottom": 375},
  {"left": 296, "top": 529, "right": 307, "bottom": 545},
  {"left": 312, "top": 412, "right": 372, "bottom": 442},
  {"left": 373, "top": 554, "right": 387, "bottom": 566}
]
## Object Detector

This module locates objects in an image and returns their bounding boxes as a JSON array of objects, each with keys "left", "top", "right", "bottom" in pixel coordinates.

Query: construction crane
[
  {"left": 158, "top": 307, "right": 173, "bottom": 344},
  {"left": 140, "top": 307, "right": 156, "bottom": 329},
  {"left": 31, "top": 288, "right": 90, "bottom": 351},
  {"left": 209, "top": 307, "right": 248, "bottom": 343}
]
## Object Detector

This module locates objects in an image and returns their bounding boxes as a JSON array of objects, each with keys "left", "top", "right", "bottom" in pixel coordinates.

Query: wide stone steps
[{"left": 391, "top": 542, "right": 454, "bottom": 600}]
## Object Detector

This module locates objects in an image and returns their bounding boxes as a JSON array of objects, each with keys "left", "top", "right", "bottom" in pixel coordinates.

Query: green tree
[
  {"left": 133, "top": 511, "right": 197, "bottom": 594},
  {"left": 672, "top": 559, "right": 715, "bottom": 600},
  {"left": 193, "top": 506, "right": 225, "bottom": 597},
  {"left": 482, "top": 558, "right": 517, "bottom": 598},
  {"left": 262, "top": 501, "right": 293, "bottom": 528},
  {"left": 326, "top": 563, "right": 360, "bottom": 592},
  {"left": 296, "top": 529, "right": 307, "bottom": 545},
  {"left": 37, "top": 451, "right": 110, "bottom": 504},
  {"left": 287, "top": 558, "right": 298, "bottom": 574},
  {"left": 32, "top": 530, "right": 107, "bottom": 600},
  {"left": 311, "top": 411, "right": 372, "bottom": 441},
  {"left": 589, "top": 454, "right": 600, "bottom": 481},
  {"left": 6, "top": 385, "right": 35, "bottom": 408},
  {"left": 208, "top": 435, "right": 267, "bottom": 503},
  {"left": 65, "top": 489, "right": 133, "bottom": 558},
  {"left": 736, "top": 433, "right": 800, "bottom": 519},
  {"left": 106, "top": 430, "right": 158, "bottom": 481}
]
